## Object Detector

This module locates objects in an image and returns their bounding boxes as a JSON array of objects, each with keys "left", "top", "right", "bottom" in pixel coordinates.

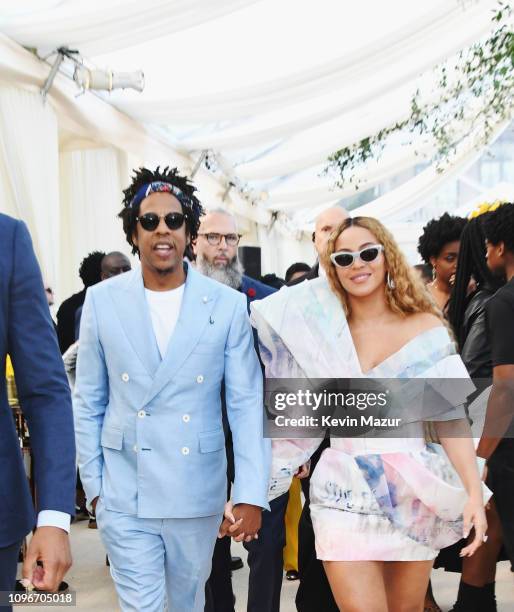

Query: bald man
[
  {"left": 288, "top": 206, "right": 349, "bottom": 286},
  {"left": 290, "top": 206, "right": 348, "bottom": 612},
  {"left": 312, "top": 206, "right": 349, "bottom": 272}
]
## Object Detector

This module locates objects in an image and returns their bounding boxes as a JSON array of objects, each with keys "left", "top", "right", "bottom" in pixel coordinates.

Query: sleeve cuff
[{"left": 37, "top": 510, "right": 71, "bottom": 533}]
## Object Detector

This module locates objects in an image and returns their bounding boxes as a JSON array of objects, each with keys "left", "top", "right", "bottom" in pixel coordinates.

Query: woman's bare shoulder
[{"left": 405, "top": 311, "right": 445, "bottom": 335}]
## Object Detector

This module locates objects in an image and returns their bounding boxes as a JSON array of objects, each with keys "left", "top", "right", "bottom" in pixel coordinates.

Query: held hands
[
  {"left": 460, "top": 495, "right": 488, "bottom": 558},
  {"left": 218, "top": 501, "right": 262, "bottom": 543},
  {"left": 22, "top": 527, "right": 72, "bottom": 591}
]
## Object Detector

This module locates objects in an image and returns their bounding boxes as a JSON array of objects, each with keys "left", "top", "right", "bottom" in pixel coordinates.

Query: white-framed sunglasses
[{"left": 330, "top": 244, "right": 384, "bottom": 268}]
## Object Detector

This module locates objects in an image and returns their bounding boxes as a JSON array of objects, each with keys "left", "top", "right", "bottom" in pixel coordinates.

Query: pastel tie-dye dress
[{"left": 251, "top": 276, "right": 490, "bottom": 561}]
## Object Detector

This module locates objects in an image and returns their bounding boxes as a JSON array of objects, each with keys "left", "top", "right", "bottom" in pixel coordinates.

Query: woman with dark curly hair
[{"left": 418, "top": 213, "right": 468, "bottom": 312}]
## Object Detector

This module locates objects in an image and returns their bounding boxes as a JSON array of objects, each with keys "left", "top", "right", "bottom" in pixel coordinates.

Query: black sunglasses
[
  {"left": 330, "top": 244, "right": 384, "bottom": 268},
  {"left": 136, "top": 212, "right": 187, "bottom": 232}
]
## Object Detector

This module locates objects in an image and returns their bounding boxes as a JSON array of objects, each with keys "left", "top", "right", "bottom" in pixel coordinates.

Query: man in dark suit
[
  {"left": 194, "top": 209, "right": 290, "bottom": 612},
  {"left": 0, "top": 214, "right": 75, "bottom": 602},
  {"left": 289, "top": 206, "right": 348, "bottom": 612}
]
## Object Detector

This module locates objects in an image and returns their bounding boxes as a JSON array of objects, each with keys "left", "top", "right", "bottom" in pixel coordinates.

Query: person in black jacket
[
  {"left": 435, "top": 212, "right": 507, "bottom": 612},
  {"left": 449, "top": 216, "right": 504, "bottom": 379},
  {"left": 56, "top": 251, "right": 105, "bottom": 353}
]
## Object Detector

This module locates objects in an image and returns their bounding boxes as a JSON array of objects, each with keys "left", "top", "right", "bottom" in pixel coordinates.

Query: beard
[{"left": 196, "top": 254, "right": 244, "bottom": 289}]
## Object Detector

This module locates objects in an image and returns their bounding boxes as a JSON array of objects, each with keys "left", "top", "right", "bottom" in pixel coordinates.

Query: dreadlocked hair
[
  {"left": 118, "top": 166, "right": 204, "bottom": 255},
  {"left": 447, "top": 218, "right": 502, "bottom": 347},
  {"left": 417, "top": 212, "right": 467, "bottom": 265},
  {"left": 322, "top": 216, "right": 444, "bottom": 322},
  {"left": 482, "top": 202, "right": 514, "bottom": 252}
]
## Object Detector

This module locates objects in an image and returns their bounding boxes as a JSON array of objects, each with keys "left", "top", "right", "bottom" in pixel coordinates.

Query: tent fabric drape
[
  {"left": 0, "top": 0, "right": 510, "bottom": 278},
  {"left": 112, "top": 0, "right": 496, "bottom": 125},
  {"left": 266, "top": 140, "right": 436, "bottom": 211},
  {"left": 178, "top": 6, "right": 495, "bottom": 153},
  {"left": 353, "top": 119, "right": 510, "bottom": 223},
  {"left": 58, "top": 146, "right": 131, "bottom": 301},
  {"left": 0, "top": 34, "right": 190, "bottom": 170},
  {"left": 0, "top": 86, "right": 60, "bottom": 289},
  {"left": 256, "top": 222, "right": 314, "bottom": 277},
  {"left": 0, "top": 0, "right": 260, "bottom": 56}
]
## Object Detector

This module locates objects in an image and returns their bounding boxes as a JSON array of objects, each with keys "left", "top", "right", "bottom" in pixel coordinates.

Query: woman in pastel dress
[{"left": 250, "top": 216, "right": 489, "bottom": 612}]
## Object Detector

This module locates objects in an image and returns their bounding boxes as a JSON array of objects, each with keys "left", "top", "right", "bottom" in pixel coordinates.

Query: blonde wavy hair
[{"left": 321, "top": 216, "right": 444, "bottom": 321}]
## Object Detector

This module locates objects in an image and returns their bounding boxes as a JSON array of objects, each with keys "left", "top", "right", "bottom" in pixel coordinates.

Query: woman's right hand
[{"left": 460, "top": 496, "right": 488, "bottom": 557}]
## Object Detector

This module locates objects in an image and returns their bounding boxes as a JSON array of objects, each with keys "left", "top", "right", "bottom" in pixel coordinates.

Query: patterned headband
[{"left": 128, "top": 181, "right": 187, "bottom": 209}]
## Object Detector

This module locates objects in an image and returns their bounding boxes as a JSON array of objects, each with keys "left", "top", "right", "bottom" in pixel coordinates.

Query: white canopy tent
[{"left": 0, "top": 0, "right": 511, "bottom": 299}]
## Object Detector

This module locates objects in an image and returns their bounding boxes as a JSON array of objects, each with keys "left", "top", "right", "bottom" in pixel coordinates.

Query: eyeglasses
[
  {"left": 136, "top": 212, "right": 187, "bottom": 232},
  {"left": 330, "top": 244, "right": 384, "bottom": 268},
  {"left": 198, "top": 233, "right": 241, "bottom": 246}
]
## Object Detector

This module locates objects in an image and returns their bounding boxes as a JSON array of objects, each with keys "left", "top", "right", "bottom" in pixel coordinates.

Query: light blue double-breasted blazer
[{"left": 74, "top": 264, "right": 270, "bottom": 518}]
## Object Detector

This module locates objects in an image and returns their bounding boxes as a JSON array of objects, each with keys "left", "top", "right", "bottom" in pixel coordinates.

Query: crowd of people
[{"left": 1, "top": 165, "right": 513, "bottom": 612}]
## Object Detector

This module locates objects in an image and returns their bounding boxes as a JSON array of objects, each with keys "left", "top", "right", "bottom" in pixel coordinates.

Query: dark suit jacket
[
  {"left": 223, "top": 275, "right": 276, "bottom": 482},
  {"left": 56, "top": 289, "right": 86, "bottom": 354},
  {"left": 240, "top": 275, "right": 276, "bottom": 312},
  {"left": 0, "top": 214, "right": 76, "bottom": 547}
]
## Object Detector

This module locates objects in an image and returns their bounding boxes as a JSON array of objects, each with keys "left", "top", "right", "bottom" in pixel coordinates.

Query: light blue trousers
[{"left": 96, "top": 498, "right": 222, "bottom": 612}]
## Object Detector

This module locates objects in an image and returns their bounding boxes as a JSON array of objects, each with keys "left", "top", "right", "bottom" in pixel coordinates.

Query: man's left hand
[
  {"left": 218, "top": 503, "right": 262, "bottom": 542},
  {"left": 22, "top": 527, "right": 72, "bottom": 591}
]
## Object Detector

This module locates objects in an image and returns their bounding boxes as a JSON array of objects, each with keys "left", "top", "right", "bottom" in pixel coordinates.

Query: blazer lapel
[
  {"left": 142, "top": 266, "right": 218, "bottom": 405},
  {"left": 108, "top": 270, "right": 161, "bottom": 377}
]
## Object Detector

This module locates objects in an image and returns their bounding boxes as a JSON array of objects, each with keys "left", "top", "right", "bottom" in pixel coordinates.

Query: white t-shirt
[{"left": 145, "top": 284, "right": 185, "bottom": 359}]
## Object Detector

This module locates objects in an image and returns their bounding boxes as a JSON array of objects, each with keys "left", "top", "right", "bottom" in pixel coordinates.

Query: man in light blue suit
[{"left": 74, "top": 167, "right": 270, "bottom": 612}]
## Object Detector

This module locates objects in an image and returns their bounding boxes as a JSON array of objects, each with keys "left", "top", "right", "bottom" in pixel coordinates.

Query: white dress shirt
[{"left": 37, "top": 510, "right": 70, "bottom": 532}]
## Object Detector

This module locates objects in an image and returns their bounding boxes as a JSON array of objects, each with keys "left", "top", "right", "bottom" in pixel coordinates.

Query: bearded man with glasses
[{"left": 73, "top": 167, "right": 270, "bottom": 612}]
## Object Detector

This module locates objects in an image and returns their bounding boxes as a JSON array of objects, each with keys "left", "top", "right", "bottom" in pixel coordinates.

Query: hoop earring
[{"left": 387, "top": 272, "right": 396, "bottom": 290}]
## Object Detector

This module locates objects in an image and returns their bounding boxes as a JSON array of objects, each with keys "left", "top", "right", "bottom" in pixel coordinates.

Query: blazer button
[
  {"left": 182, "top": 414, "right": 190, "bottom": 423},
  {"left": 196, "top": 375, "right": 204, "bottom": 384},
  {"left": 181, "top": 446, "right": 190, "bottom": 455},
  {"left": 137, "top": 410, "right": 146, "bottom": 418},
  {"left": 121, "top": 373, "right": 130, "bottom": 382}
]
